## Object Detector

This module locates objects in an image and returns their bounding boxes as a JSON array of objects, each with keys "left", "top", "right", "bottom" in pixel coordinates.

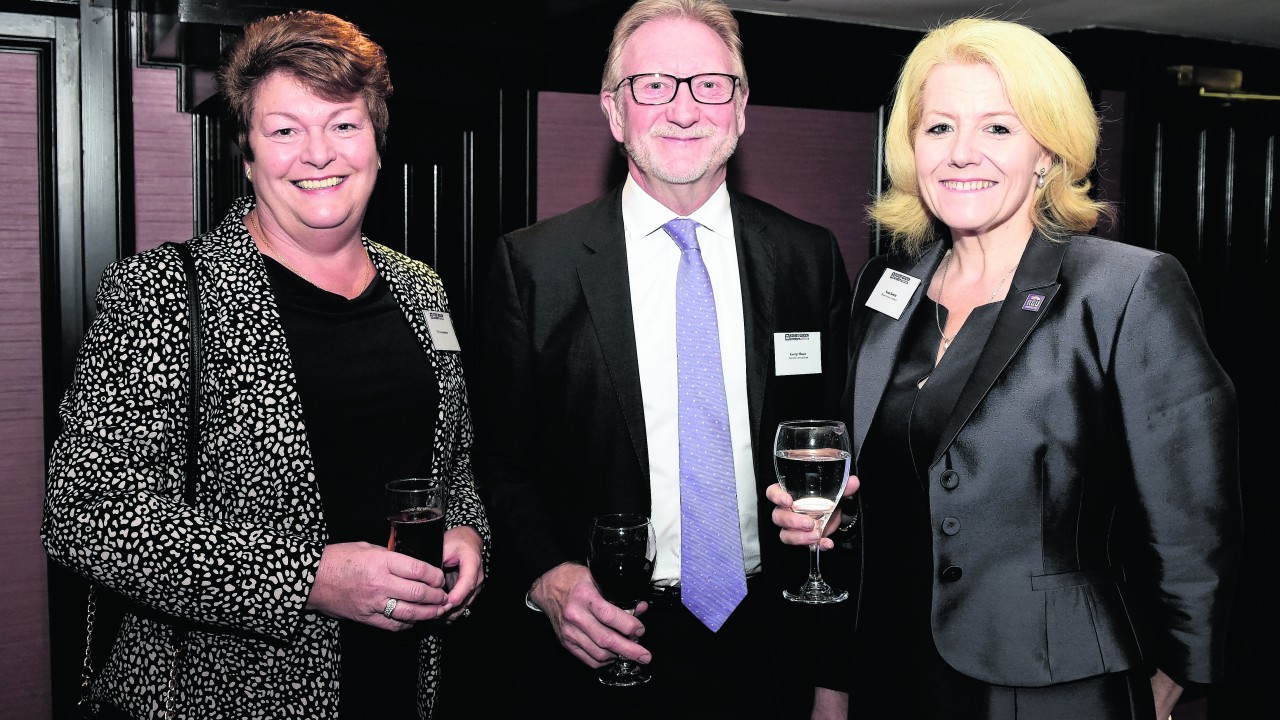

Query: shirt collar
[{"left": 621, "top": 174, "right": 733, "bottom": 242}]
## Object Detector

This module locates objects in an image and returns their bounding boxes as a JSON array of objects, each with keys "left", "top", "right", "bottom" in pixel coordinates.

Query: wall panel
[
  {"left": 133, "top": 65, "right": 194, "bottom": 253},
  {"left": 536, "top": 91, "right": 876, "bottom": 282},
  {"left": 0, "top": 48, "right": 52, "bottom": 720}
]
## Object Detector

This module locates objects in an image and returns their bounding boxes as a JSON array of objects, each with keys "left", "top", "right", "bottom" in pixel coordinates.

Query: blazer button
[
  {"left": 940, "top": 565, "right": 963, "bottom": 583},
  {"left": 939, "top": 470, "right": 959, "bottom": 490},
  {"left": 941, "top": 517, "right": 961, "bottom": 536}
]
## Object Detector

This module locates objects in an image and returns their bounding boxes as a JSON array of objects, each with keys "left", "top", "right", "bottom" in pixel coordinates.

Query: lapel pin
[{"left": 1022, "top": 293, "right": 1045, "bottom": 311}]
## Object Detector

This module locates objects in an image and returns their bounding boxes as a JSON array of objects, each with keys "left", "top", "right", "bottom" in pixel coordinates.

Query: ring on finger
[{"left": 383, "top": 597, "right": 398, "bottom": 619}]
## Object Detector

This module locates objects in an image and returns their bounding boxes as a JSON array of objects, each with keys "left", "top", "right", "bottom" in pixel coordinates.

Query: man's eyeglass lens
[{"left": 622, "top": 73, "right": 738, "bottom": 105}]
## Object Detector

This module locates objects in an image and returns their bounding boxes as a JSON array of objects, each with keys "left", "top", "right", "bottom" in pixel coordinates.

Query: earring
[
  {"left": 377, "top": 159, "right": 382, "bottom": 170},
  {"left": 1036, "top": 168, "right": 1046, "bottom": 189},
  {"left": 245, "top": 166, "right": 253, "bottom": 182}
]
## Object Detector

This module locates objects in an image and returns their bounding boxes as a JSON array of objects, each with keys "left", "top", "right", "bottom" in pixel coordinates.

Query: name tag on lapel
[
  {"left": 864, "top": 268, "right": 922, "bottom": 319},
  {"left": 774, "top": 332, "right": 821, "bottom": 376},
  {"left": 425, "top": 311, "right": 461, "bottom": 352}
]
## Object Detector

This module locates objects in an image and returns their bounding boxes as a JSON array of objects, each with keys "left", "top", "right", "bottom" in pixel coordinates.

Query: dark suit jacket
[
  {"left": 475, "top": 185, "right": 852, "bottom": 596},
  {"left": 844, "top": 232, "right": 1241, "bottom": 688}
]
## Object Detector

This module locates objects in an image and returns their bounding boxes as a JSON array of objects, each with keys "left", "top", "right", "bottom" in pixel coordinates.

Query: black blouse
[
  {"left": 265, "top": 256, "right": 439, "bottom": 718},
  {"left": 849, "top": 293, "right": 1002, "bottom": 717}
]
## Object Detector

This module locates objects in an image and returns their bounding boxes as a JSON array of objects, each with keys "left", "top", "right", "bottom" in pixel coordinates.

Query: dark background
[{"left": 2, "top": 1, "right": 1274, "bottom": 717}]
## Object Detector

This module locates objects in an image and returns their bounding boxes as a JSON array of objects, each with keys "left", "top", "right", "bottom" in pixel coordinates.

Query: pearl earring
[
  {"left": 1036, "top": 168, "right": 1046, "bottom": 189},
  {"left": 245, "top": 166, "right": 253, "bottom": 182}
]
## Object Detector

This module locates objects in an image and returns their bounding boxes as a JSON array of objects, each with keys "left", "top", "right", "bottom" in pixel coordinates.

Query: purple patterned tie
[{"left": 663, "top": 218, "right": 747, "bottom": 632}]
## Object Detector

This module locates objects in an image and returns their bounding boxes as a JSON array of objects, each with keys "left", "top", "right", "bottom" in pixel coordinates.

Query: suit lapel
[
  {"left": 577, "top": 192, "right": 650, "bottom": 477},
  {"left": 932, "top": 233, "right": 1068, "bottom": 463},
  {"left": 852, "top": 245, "right": 944, "bottom": 457},
  {"left": 730, "top": 193, "right": 775, "bottom": 454}
]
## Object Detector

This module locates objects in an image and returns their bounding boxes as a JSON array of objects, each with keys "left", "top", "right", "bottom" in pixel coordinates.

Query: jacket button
[
  {"left": 941, "top": 517, "right": 961, "bottom": 536},
  {"left": 940, "top": 565, "right": 963, "bottom": 583},
  {"left": 939, "top": 470, "right": 959, "bottom": 490}
]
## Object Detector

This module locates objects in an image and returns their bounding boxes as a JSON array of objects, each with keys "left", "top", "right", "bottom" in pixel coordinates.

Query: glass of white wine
[{"left": 774, "top": 420, "right": 851, "bottom": 604}]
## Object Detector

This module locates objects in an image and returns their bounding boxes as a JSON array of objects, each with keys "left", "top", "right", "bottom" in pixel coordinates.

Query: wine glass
[
  {"left": 587, "top": 513, "right": 656, "bottom": 687},
  {"left": 774, "top": 420, "right": 851, "bottom": 604}
]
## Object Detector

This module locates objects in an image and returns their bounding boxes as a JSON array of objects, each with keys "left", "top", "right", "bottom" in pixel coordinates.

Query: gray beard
[{"left": 624, "top": 132, "right": 738, "bottom": 186}]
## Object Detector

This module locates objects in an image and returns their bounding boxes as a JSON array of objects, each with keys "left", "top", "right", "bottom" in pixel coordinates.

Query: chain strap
[
  {"left": 78, "top": 584, "right": 98, "bottom": 713},
  {"left": 161, "top": 636, "right": 184, "bottom": 719}
]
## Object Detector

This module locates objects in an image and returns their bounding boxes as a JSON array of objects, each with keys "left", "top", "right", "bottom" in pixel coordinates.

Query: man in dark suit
[{"left": 472, "top": 0, "right": 851, "bottom": 716}]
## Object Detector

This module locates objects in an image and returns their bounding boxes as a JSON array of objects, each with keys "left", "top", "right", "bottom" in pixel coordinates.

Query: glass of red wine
[
  {"left": 774, "top": 420, "right": 851, "bottom": 604},
  {"left": 587, "top": 513, "right": 656, "bottom": 687},
  {"left": 386, "top": 477, "right": 446, "bottom": 568}
]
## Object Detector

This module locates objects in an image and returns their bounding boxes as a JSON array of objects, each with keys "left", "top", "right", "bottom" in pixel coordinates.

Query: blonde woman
[{"left": 768, "top": 17, "right": 1240, "bottom": 720}]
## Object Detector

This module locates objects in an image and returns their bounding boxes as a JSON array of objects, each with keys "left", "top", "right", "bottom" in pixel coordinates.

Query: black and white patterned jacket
[{"left": 42, "top": 197, "right": 490, "bottom": 719}]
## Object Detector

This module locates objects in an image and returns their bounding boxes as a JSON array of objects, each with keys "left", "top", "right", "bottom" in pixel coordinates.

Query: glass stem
[{"left": 808, "top": 545, "right": 823, "bottom": 582}]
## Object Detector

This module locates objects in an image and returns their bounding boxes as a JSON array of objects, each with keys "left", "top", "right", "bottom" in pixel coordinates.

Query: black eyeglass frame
[{"left": 613, "top": 72, "right": 741, "bottom": 105}]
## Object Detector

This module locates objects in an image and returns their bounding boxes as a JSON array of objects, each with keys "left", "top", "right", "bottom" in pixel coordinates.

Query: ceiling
[{"left": 724, "top": 0, "right": 1280, "bottom": 50}]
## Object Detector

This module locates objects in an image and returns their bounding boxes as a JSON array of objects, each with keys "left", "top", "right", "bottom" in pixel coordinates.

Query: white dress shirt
[{"left": 622, "top": 175, "right": 760, "bottom": 584}]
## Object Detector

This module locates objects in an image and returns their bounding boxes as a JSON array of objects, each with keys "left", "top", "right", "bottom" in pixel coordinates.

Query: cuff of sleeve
[
  {"left": 836, "top": 498, "right": 860, "bottom": 533},
  {"left": 525, "top": 591, "right": 544, "bottom": 613}
]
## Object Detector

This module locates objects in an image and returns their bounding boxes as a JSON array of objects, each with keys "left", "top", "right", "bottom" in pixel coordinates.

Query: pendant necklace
[{"left": 934, "top": 249, "right": 1017, "bottom": 353}]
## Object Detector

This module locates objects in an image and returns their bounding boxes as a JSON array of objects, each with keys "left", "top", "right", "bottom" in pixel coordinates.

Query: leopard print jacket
[{"left": 42, "top": 197, "right": 490, "bottom": 719}]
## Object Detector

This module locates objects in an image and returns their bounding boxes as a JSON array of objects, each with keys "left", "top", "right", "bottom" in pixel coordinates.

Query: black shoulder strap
[{"left": 170, "top": 241, "right": 201, "bottom": 505}]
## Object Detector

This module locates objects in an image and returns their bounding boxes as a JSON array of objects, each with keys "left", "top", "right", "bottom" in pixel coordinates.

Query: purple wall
[
  {"left": 0, "top": 50, "right": 53, "bottom": 720},
  {"left": 536, "top": 91, "right": 876, "bottom": 281},
  {"left": 133, "top": 66, "right": 194, "bottom": 253}
]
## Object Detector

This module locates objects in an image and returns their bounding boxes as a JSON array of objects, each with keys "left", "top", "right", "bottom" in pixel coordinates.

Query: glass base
[
  {"left": 783, "top": 581, "right": 848, "bottom": 605},
  {"left": 597, "top": 660, "right": 651, "bottom": 687}
]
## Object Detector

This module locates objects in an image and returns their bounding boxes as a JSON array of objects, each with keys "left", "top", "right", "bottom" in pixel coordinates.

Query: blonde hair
[
  {"left": 870, "top": 17, "right": 1111, "bottom": 255},
  {"left": 601, "top": 0, "right": 748, "bottom": 96}
]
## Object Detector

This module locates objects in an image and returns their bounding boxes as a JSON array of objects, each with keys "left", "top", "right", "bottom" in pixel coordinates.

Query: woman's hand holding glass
[
  {"left": 767, "top": 471, "right": 860, "bottom": 552},
  {"left": 305, "top": 541, "right": 452, "bottom": 631},
  {"left": 441, "top": 525, "right": 485, "bottom": 623}
]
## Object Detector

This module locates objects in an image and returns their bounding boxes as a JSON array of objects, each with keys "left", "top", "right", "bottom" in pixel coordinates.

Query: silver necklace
[{"left": 934, "top": 249, "right": 1017, "bottom": 353}]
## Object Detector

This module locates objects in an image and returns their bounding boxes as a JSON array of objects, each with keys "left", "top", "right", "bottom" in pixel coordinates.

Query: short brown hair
[{"left": 216, "top": 10, "right": 393, "bottom": 161}]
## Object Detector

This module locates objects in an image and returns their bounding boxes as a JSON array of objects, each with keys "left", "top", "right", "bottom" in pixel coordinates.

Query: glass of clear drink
[{"left": 774, "top": 420, "right": 851, "bottom": 604}]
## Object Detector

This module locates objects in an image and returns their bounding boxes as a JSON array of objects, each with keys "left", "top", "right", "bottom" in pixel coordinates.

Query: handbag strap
[
  {"left": 80, "top": 241, "right": 201, "bottom": 718},
  {"left": 173, "top": 241, "right": 201, "bottom": 504}
]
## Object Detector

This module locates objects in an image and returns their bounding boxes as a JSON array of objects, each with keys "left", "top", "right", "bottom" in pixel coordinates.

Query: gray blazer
[{"left": 42, "top": 196, "right": 489, "bottom": 719}]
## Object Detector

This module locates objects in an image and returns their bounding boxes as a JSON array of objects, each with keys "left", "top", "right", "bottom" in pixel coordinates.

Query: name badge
[
  {"left": 425, "top": 311, "right": 461, "bottom": 352},
  {"left": 774, "top": 332, "right": 821, "bottom": 376},
  {"left": 864, "top": 268, "right": 922, "bottom": 319}
]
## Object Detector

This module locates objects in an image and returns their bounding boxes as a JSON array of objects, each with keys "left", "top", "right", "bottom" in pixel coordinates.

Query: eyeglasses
[{"left": 614, "top": 73, "right": 740, "bottom": 105}]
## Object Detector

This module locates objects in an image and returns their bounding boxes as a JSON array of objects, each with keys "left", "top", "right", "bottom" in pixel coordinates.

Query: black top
[
  {"left": 849, "top": 295, "right": 1000, "bottom": 717},
  {"left": 265, "top": 256, "right": 438, "bottom": 718}
]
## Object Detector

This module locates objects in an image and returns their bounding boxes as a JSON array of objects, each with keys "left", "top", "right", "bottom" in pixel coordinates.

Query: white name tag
[
  {"left": 774, "top": 332, "right": 822, "bottom": 376},
  {"left": 864, "top": 268, "right": 922, "bottom": 319},
  {"left": 425, "top": 311, "right": 461, "bottom": 352}
]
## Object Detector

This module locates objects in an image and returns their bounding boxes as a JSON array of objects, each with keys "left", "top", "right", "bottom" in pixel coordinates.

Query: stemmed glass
[
  {"left": 774, "top": 420, "right": 851, "bottom": 604},
  {"left": 587, "top": 513, "right": 656, "bottom": 687}
]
